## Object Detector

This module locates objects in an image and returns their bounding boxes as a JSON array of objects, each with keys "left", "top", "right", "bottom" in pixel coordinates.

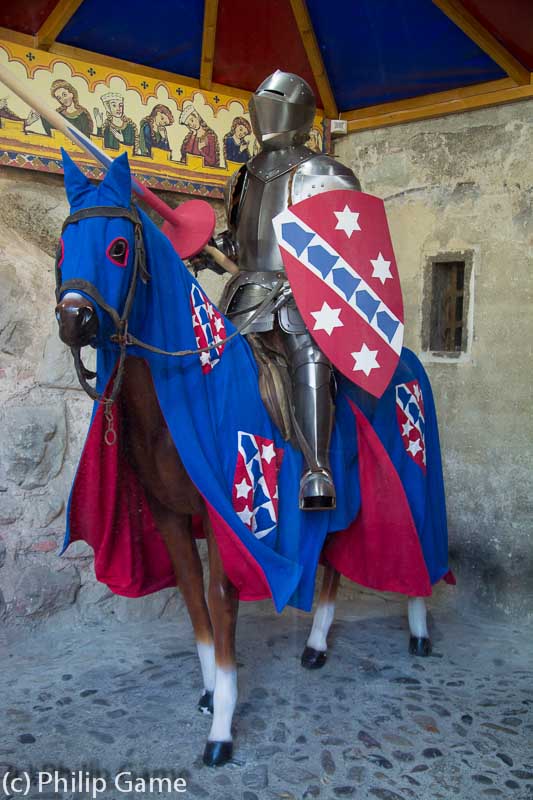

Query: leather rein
[{"left": 56, "top": 203, "right": 286, "bottom": 406}]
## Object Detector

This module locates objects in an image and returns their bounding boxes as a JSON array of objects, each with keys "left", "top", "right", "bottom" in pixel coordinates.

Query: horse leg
[
  {"left": 301, "top": 563, "right": 340, "bottom": 669},
  {"left": 147, "top": 498, "right": 216, "bottom": 712},
  {"left": 203, "top": 519, "right": 239, "bottom": 767},
  {"left": 407, "top": 596, "right": 432, "bottom": 656}
]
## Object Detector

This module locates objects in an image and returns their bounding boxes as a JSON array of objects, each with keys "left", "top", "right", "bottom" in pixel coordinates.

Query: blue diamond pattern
[
  {"left": 282, "top": 222, "right": 314, "bottom": 256},
  {"left": 253, "top": 482, "right": 270, "bottom": 508},
  {"left": 355, "top": 290, "right": 380, "bottom": 322},
  {"left": 376, "top": 310, "right": 400, "bottom": 343},
  {"left": 307, "top": 245, "right": 338, "bottom": 277},
  {"left": 408, "top": 401, "right": 420, "bottom": 424},
  {"left": 331, "top": 268, "right": 360, "bottom": 300},
  {"left": 397, "top": 386, "right": 410, "bottom": 409},
  {"left": 255, "top": 506, "right": 275, "bottom": 532},
  {"left": 241, "top": 435, "right": 258, "bottom": 464}
]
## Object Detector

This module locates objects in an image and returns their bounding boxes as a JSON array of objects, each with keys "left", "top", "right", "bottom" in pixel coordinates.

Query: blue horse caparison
[{"left": 55, "top": 149, "right": 452, "bottom": 766}]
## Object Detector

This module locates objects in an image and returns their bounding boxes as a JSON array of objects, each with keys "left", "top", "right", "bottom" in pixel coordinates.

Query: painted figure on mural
[
  {"left": 179, "top": 100, "right": 220, "bottom": 168},
  {"left": 306, "top": 126, "right": 323, "bottom": 153},
  {"left": 195, "top": 71, "right": 360, "bottom": 509},
  {"left": 94, "top": 92, "right": 138, "bottom": 151},
  {"left": 223, "top": 116, "right": 253, "bottom": 163},
  {"left": 25, "top": 79, "right": 93, "bottom": 137},
  {"left": 0, "top": 97, "right": 26, "bottom": 126},
  {"left": 139, "top": 104, "right": 174, "bottom": 158}
]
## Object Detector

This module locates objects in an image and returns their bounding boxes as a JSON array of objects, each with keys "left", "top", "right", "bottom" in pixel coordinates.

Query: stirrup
[{"left": 299, "top": 469, "right": 336, "bottom": 511}]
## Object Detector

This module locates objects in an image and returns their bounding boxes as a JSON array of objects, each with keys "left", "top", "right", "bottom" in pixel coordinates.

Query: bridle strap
[
  {"left": 56, "top": 203, "right": 147, "bottom": 408},
  {"left": 61, "top": 205, "right": 141, "bottom": 233}
]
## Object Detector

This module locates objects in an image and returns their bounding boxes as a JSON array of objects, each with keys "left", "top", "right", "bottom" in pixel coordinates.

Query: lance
[{"left": 0, "top": 62, "right": 216, "bottom": 259}]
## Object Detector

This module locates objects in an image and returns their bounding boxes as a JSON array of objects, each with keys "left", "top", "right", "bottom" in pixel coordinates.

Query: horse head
[{"left": 55, "top": 149, "right": 147, "bottom": 352}]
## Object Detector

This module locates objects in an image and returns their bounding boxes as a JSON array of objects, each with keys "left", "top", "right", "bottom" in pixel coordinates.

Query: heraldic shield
[{"left": 273, "top": 190, "right": 404, "bottom": 397}]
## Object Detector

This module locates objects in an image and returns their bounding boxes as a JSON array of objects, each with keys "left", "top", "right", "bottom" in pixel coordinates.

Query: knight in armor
[{"left": 194, "top": 71, "right": 361, "bottom": 510}]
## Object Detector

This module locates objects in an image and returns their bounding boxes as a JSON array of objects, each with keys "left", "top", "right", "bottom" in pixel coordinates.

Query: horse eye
[{"left": 107, "top": 237, "right": 129, "bottom": 266}]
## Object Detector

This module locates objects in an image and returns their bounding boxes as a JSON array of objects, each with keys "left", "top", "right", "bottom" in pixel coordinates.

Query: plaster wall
[{"left": 336, "top": 100, "right": 533, "bottom": 619}]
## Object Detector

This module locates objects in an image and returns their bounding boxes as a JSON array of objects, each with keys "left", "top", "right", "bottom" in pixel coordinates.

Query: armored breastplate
[{"left": 235, "top": 147, "right": 314, "bottom": 273}]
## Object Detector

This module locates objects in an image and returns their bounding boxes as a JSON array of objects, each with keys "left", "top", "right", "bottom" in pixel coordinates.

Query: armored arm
[
  {"left": 186, "top": 164, "right": 244, "bottom": 275},
  {"left": 291, "top": 154, "right": 361, "bottom": 203}
]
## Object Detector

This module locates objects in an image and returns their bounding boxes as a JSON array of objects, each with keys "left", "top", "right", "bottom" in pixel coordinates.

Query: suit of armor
[{"left": 207, "top": 72, "right": 360, "bottom": 509}]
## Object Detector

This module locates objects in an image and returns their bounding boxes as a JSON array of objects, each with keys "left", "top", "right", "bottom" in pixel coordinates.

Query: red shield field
[{"left": 273, "top": 190, "right": 404, "bottom": 397}]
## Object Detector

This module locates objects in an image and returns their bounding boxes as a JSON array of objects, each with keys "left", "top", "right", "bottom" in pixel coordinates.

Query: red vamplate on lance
[{"left": 0, "top": 62, "right": 216, "bottom": 259}]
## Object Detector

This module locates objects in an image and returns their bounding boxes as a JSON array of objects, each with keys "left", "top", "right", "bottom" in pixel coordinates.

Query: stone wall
[
  {"left": 2, "top": 99, "right": 532, "bottom": 626},
  {"left": 0, "top": 165, "right": 226, "bottom": 624},
  {"left": 336, "top": 99, "right": 533, "bottom": 619}
]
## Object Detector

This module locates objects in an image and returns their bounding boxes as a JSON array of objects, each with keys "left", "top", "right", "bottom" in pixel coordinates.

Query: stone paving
[{"left": 1, "top": 592, "right": 532, "bottom": 800}]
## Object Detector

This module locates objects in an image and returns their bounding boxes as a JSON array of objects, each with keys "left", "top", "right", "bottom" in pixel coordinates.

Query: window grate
[{"left": 429, "top": 261, "right": 465, "bottom": 352}]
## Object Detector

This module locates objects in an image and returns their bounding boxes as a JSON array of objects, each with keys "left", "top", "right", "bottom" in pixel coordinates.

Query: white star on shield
[
  {"left": 261, "top": 443, "right": 276, "bottom": 464},
  {"left": 351, "top": 343, "right": 380, "bottom": 376},
  {"left": 200, "top": 351, "right": 211, "bottom": 366},
  {"left": 310, "top": 302, "right": 343, "bottom": 336},
  {"left": 334, "top": 205, "right": 361, "bottom": 238},
  {"left": 401, "top": 419, "right": 414, "bottom": 437},
  {"left": 237, "top": 507, "right": 254, "bottom": 526},
  {"left": 235, "top": 478, "right": 252, "bottom": 499},
  {"left": 370, "top": 252, "right": 392, "bottom": 284},
  {"left": 407, "top": 437, "right": 423, "bottom": 457}
]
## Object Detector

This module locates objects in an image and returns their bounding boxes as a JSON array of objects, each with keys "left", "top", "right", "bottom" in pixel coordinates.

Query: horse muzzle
[{"left": 56, "top": 294, "right": 99, "bottom": 347}]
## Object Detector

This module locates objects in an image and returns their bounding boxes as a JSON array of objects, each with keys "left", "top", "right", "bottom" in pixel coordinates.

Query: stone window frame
[{"left": 420, "top": 249, "right": 475, "bottom": 364}]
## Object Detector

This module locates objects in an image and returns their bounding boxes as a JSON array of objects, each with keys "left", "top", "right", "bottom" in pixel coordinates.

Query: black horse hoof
[
  {"left": 203, "top": 740, "right": 233, "bottom": 767},
  {"left": 301, "top": 646, "right": 327, "bottom": 669},
  {"left": 198, "top": 690, "right": 214, "bottom": 715},
  {"left": 409, "top": 636, "right": 432, "bottom": 657}
]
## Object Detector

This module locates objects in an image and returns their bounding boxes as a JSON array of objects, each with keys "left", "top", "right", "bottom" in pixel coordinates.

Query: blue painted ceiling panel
[
  {"left": 306, "top": 0, "right": 506, "bottom": 112},
  {"left": 58, "top": 0, "right": 204, "bottom": 79}
]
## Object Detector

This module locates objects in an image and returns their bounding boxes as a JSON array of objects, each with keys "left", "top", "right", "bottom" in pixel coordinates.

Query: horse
[{"left": 54, "top": 150, "right": 453, "bottom": 766}]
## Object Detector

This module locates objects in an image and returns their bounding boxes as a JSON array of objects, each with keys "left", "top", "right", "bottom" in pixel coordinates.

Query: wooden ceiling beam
[
  {"left": 341, "top": 76, "right": 533, "bottom": 133},
  {"left": 199, "top": 0, "right": 219, "bottom": 91},
  {"left": 35, "top": 0, "right": 85, "bottom": 51},
  {"left": 432, "top": 0, "right": 530, "bottom": 85},
  {"left": 288, "top": 0, "right": 337, "bottom": 118}
]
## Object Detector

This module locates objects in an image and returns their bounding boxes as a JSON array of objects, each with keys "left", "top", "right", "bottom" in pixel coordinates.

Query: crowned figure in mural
[
  {"left": 94, "top": 92, "right": 138, "bottom": 151},
  {"left": 179, "top": 100, "right": 220, "bottom": 168},
  {"left": 196, "top": 71, "right": 360, "bottom": 510},
  {"left": 139, "top": 103, "right": 174, "bottom": 158}
]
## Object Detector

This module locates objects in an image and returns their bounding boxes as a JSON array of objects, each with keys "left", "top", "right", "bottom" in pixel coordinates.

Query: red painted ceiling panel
[
  {"left": 0, "top": 0, "right": 60, "bottom": 36},
  {"left": 461, "top": 0, "right": 533, "bottom": 70},
  {"left": 213, "top": 0, "right": 320, "bottom": 102}
]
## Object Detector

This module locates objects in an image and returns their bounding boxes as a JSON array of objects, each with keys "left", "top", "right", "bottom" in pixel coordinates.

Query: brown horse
[{"left": 54, "top": 154, "right": 434, "bottom": 766}]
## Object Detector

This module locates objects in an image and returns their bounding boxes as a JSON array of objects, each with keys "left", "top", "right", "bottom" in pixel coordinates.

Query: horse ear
[
  {"left": 98, "top": 152, "right": 132, "bottom": 207},
  {"left": 61, "top": 148, "right": 92, "bottom": 208}
]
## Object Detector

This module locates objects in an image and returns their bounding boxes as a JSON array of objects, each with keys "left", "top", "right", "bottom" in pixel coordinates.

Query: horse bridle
[
  {"left": 55, "top": 203, "right": 149, "bottom": 406},
  {"left": 56, "top": 203, "right": 287, "bottom": 414}
]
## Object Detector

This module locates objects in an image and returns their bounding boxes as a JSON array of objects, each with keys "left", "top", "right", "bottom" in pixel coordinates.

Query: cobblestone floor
[{"left": 1, "top": 592, "right": 532, "bottom": 800}]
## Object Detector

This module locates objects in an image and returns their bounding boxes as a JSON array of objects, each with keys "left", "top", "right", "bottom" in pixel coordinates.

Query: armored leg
[{"left": 285, "top": 332, "right": 336, "bottom": 510}]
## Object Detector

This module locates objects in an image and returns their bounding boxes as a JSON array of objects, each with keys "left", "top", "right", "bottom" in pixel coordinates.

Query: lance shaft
[{"left": 0, "top": 62, "right": 196, "bottom": 229}]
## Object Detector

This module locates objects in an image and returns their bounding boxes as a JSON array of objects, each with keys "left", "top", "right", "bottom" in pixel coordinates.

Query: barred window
[{"left": 422, "top": 252, "right": 473, "bottom": 357}]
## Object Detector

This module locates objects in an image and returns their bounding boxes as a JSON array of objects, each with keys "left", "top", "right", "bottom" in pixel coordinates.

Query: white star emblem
[
  {"left": 261, "top": 443, "right": 276, "bottom": 464},
  {"left": 401, "top": 419, "right": 413, "bottom": 437},
  {"left": 413, "top": 383, "right": 421, "bottom": 402},
  {"left": 237, "top": 507, "right": 254, "bottom": 526},
  {"left": 407, "top": 437, "right": 423, "bottom": 457},
  {"left": 200, "top": 351, "right": 211, "bottom": 366},
  {"left": 310, "top": 302, "right": 343, "bottom": 336},
  {"left": 214, "top": 316, "right": 224, "bottom": 332},
  {"left": 235, "top": 478, "right": 252, "bottom": 499},
  {"left": 351, "top": 344, "right": 380, "bottom": 376},
  {"left": 206, "top": 304, "right": 215, "bottom": 319},
  {"left": 370, "top": 252, "right": 392, "bottom": 284},
  {"left": 334, "top": 205, "right": 361, "bottom": 238}
]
